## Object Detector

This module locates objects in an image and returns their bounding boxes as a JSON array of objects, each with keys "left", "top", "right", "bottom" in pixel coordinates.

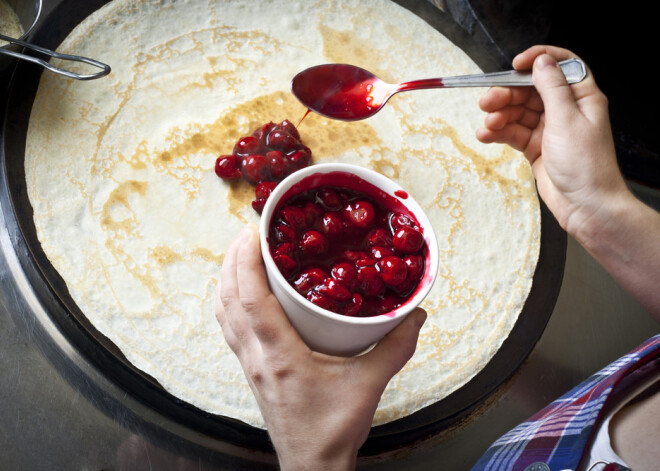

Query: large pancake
[{"left": 24, "top": 0, "right": 540, "bottom": 428}]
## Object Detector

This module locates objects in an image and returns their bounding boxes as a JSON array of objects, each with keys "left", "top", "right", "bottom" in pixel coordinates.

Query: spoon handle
[
  {"left": 440, "top": 58, "right": 586, "bottom": 87},
  {"left": 396, "top": 58, "right": 586, "bottom": 91}
]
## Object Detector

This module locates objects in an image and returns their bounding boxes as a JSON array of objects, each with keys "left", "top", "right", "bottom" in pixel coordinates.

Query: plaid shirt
[{"left": 472, "top": 334, "right": 660, "bottom": 471}]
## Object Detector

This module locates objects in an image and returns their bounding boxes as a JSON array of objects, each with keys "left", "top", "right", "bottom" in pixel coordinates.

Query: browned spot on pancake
[
  {"left": 101, "top": 180, "right": 147, "bottom": 230},
  {"left": 150, "top": 245, "right": 182, "bottom": 266},
  {"left": 121, "top": 89, "right": 383, "bottom": 212},
  {"left": 150, "top": 246, "right": 219, "bottom": 266},
  {"left": 319, "top": 23, "right": 396, "bottom": 84},
  {"left": 302, "top": 112, "right": 382, "bottom": 161},
  {"left": 433, "top": 120, "right": 535, "bottom": 204},
  {"left": 227, "top": 179, "right": 254, "bottom": 223},
  {"left": 192, "top": 248, "right": 220, "bottom": 264}
]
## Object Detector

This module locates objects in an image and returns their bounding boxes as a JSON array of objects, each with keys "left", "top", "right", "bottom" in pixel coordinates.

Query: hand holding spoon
[{"left": 291, "top": 59, "right": 586, "bottom": 121}]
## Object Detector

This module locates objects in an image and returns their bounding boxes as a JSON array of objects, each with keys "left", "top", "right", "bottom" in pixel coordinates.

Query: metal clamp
[{"left": 0, "top": 33, "right": 111, "bottom": 80}]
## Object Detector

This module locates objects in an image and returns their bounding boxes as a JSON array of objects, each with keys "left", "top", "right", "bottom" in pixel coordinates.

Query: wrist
[
  {"left": 277, "top": 446, "right": 357, "bottom": 471},
  {"left": 570, "top": 184, "right": 644, "bottom": 255},
  {"left": 566, "top": 183, "right": 660, "bottom": 318},
  {"left": 565, "top": 182, "right": 633, "bottom": 248},
  {"left": 271, "top": 429, "right": 359, "bottom": 471}
]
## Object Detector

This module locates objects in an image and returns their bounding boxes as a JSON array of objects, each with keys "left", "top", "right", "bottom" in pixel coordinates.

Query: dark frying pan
[{"left": 0, "top": 0, "right": 565, "bottom": 458}]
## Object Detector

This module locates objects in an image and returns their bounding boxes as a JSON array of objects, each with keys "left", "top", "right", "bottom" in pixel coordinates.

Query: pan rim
[{"left": 0, "top": 0, "right": 566, "bottom": 457}]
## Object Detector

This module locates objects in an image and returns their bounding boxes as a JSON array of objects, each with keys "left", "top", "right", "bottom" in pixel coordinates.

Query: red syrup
[
  {"left": 268, "top": 173, "right": 428, "bottom": 318},
  {"left": 291, "top": 64, "right": 445, "bottom": 121},
  {"left": 394, "top": 189, "right": 408, "bottom": 199},
  {"left": 214, "top": 119, "right": 311, "bottom": 213},
  {"left": 297, "top": 109, "right": 312, "bottom": 127},
  {"left": 292, "top": 64, "right": 382, "bottom": 121}
]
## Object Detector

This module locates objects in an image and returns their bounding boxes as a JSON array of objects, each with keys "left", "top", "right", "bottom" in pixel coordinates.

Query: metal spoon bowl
[{"left": 291, "top": 59, "right": 586, "bottom": 121}]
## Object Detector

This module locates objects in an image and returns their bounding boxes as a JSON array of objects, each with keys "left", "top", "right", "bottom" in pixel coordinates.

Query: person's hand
[
  {"left": 215, "top": 224, "right": 426, "bottom": 470},
  {"left": 476, "top": 45, "right": 629, "bottom": 239},
  {"left": 477, "top": 45, "right": 660, "bottom": 318}
]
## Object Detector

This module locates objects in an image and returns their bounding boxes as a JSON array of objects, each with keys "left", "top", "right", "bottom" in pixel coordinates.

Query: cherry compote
[
  {"left": 214, "top": 120, "right": 311, "bottom": 213},
  {"left": 269, "top": 186, "right": 427, "bottom": 317}
]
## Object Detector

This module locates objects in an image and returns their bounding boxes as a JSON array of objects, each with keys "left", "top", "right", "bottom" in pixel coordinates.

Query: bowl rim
[{"left": 259, "top": 162, "right": 439, "bottom": 326}]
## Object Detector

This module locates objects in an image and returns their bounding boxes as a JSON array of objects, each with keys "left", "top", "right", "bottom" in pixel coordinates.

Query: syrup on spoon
[{"left": 291, "top": 60, "right": 586, "bottom": 121}]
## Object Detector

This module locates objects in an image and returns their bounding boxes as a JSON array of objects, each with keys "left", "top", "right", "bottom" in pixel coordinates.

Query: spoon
[{"left": 291, "top": 59, "right": 586, "bottom": 121}]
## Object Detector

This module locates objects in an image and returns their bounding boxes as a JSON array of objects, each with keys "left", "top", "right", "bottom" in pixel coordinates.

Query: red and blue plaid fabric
[{"left": 471, "top": 334, "right": 660, "bottom": 471}]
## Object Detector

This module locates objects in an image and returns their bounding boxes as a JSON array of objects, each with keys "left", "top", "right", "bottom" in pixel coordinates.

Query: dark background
[{"left": 445, "top": 0, "right": 659, "bottom": 187}]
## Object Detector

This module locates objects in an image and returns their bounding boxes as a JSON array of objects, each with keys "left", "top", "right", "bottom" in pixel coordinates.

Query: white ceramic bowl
[{"left": 259, "top": 163, "right": 438, "bottom": 356}]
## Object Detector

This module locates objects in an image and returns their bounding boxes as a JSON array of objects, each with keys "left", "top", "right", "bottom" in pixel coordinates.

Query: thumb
[
  {"left": 532, "top": 54, "right": 578, "bottom": 122},
  {"left": 360, "top": 308, "right": 427, "bottom": 389}
]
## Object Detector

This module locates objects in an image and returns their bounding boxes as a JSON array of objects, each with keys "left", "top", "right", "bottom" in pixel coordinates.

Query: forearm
[{"left": 573, "top": 187, "right": 660, "bottom": 321}]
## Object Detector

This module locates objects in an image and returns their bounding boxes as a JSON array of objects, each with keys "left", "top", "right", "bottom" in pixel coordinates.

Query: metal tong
[{"left": 0, "top": 32, "right": 110, "bottom": 80}]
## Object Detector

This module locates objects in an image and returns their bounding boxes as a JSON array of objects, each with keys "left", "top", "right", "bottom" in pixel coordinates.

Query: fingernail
[
  {"left": 242, "top": 225, "right": 254, "bottom": 240},
  {"left": 243, "top": 224, "right": 259, "bottom": 245},
  {"left": 535, "top": 54, "right": 557, "bottom": 69},
  {"left": 414, "top": 310, "right": 427, "bottom": 329}
]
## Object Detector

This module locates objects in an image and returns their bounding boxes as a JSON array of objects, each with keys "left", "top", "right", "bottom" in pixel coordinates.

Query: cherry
[
  {"left": 366, "top": 228, "right": 392, "bottom": 247},
  {"left": 279, "top": 206, "right": 307, "bottom": 233},
  {"left": 299, "top": 230, "right": 328, "bottom": 256},
  {"left": 288, "top": 149, "right": 311, "bottom": 170},
  {"left": 267, "top": 130, "right": 298, "bottom": 152},
  {"left": 306, "top": 291, "right": 340, "bottom": 313},
  {"left": 252, "top": 122, "right": 276, "bottom": 142},
  {"left": 278, "top": 119, "right": 300, "bottom": 140},
  {"left": 370, "top": 246, "right": 393, "bottom": 260},
  {"left": 330, "top": 262, "right": 358, "bottom": 290},
  {"left": 241, "top": 154, "right": 271, "bottom": 183},
  {"left": 215, "top": 154, "right": 242, "bottom": 180},
  {"left": 342, "top": 250, "right": 370, "bottom": 263},
  {"left": 234, "top": 136, "right": 262, "bottom": 156},
  {"left": 404, "top": 254, "right": 425, "bottom": 281},
  {"left": 255, "top": 181, "right": 278, "bottom": 199},
  {"left": 316, "top": 188, "right": 343, "bottom": 210},
  {"left": 358, "top": 266, "right": 385, "bottom": 297},
  {"left": 343, "top": 293, "right": 364, "bottom": 316},
  {"left": 321, "top": 212, "right": 345, "bottom": 236},
  {"left": 215, "top": 120, "right": 310, "bottom": 214},
  {"left": 251, "top": 198, "right": 267, "bottom": 214},
  {"left": 266, "top": 150, "right": 287, "bottom": 180},
  {"left": 318, "top": 278, "right": 352, "bottom": 302},
  {"left": 392, "top": 278, "right": 417, "bottom": 297},
  {"left": 389, "top": 212, "right": 416, "bottom": 232},
  {"left": 274, "top": 254, "right": 298, "bottom": 280},
  {"left": 374, "top": 293, "right": 401, "bottom": 315},
  {"left": 274, "top": 242, "right": 295, "bottom": 259},
  {"left": 293, "top": 267, "right": 327, "bottom": 294},
  {"left": 393, "top": 225, "right": 424, "bottom": 254},
  {"left": 355, "top": 255, "right": 376, "bottom": 267},
  {"left": 273, "top": 223, "right": 296, "bottom": 243},
  {"left": 378, "top": 256, "right": 408, "bottom": 286},
  {"left": 302, "top": 202, "right": 323, "bottom": 226},
  {"left": 344, "top": 200, "right": 375, "bottom": 228}
]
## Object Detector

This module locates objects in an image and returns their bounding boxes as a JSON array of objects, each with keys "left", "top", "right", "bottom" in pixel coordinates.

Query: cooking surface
[{"left": 1, "top": 1, "right": 659, "bottom": 469}]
